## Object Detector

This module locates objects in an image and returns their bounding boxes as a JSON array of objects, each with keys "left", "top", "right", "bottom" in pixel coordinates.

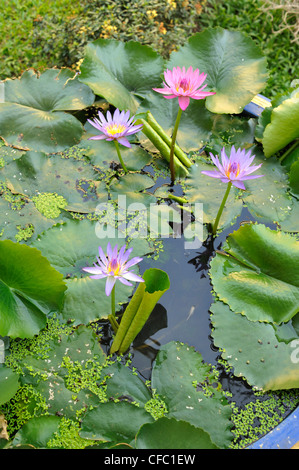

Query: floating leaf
[
  {"left": 184, "top": 160, "right": 243, "bottom": 230},
  {"left": 167, "top": 28, "right": 268, "bottom": 114},
  {"left": 210, "top": 300, "right": 299, "bottom": 391},
  {"left": 18, "top": 325, "right": 106, "bottom": 419},
  {"left": 109, "top": 173, "right": 156, "bottom": 209},
  {"left": 241, "top": 146, "right": 292, "bottom": 224},
  {"left": 79, "top": 127, "right": 152, "bottom": 172},
  {"left": 209, "top": 223, "right": 299, "bottom": 324},
  {"left": 80, "top": 401, "right": 154, "bottom": 443},
  {"left": 79, "top": 39, "right": 164, "bottom": 114},
  {"left": 61, "top": 276, "right": 133, "bottom": 324},
  {"left": 136, "top": 417, "right": 219, "bottom": 449},
  {"left": 0, "top": 151, "right": 101, "bottom": 213},
  {"left": 0, "top": 240, "right": 66, "bottom": 338},
  {"left": 0, "top": 69, "right": 94, "bottom": 153},
  {"left": 138, "top": 92, "right": 214, "bottom": 152},
  {"left": 151, "top": 341, "right": 233, "bottom": 448},
  {"left": 12, "top": 416, "right": 61, "bottom": 448},
  {"left": 31, "top": 219, "right": 153, "bottom": 324},
  {"left": 104, "top": 361, "right": 152, "bottom": 406},
  {"left": 0, "top": 367, "right": 19, "bottom": 406},
  {"left": 289, "top": 159, "right": 299, "bottom": 198},
  {"left": 261, "top": 90, "right": 299, "bottom": 157}
]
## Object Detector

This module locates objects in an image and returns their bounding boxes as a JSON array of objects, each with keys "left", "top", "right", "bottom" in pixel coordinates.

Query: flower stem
[
  {"left": 108, "top": 284, "right": 119, "bottom": 333},
  {"left": 114, "top": 140, "right": 128, "bottom": 173},
  {"left": 212, "top": 182, "right": 232, "bottom": 236},
  {"left": 169, "top": 107, "right": 183, "bottom": 184},
  {"left": 111, "top": 284, "right": 116, "bottom": 317},
  {"left": 278, "top": 140, "right": 299, "bottom": 163},
  {"left": 108, "top": 314, "right": 119, "bottom": 333}
]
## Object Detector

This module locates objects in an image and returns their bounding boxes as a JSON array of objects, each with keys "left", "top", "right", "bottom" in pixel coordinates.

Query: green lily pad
[
  {"left": 78, "top": 39, "right": 164, "bottom": 114},
  {"left": 31, "top": 218, "right": 153, "bottom": 324},
  {"left": 109, "top": 173, "right": 156, "bottom": 209},
  {"left": 241, "top": 146, "right": 293, "bottom": 224},
  {"left": 262, "top": 90, "right": 299, "bottom": 157},
  {"left": 61, "top": 276, "right": 134, "bottom": 324},
  {"left": 80, "top": 401, "right": 154, "bottom": 443},
  {"left": 0, "top": 240, "right": 66, "bottom": 338},
  {"left": 0, "top": 366, "right": 20, "bottom": 405},
  {"left": 184, "top": 159, "right": 243, "bottom": 230},
  {"left": 289, "top": 159, "right": 299, "bottom": 198},
  {"left": 209, "top": 223, "right": 299, "bottom": 324},
  {"left": 166, "top": 28, "right": 268, "bottom": 114},
  {"left": 210, "top": 300, "right": 299, "bottom": 391},
  {"left": 0, "top": 151, "right": 101, "bottom": 213},
  {"left": 136, "top": 417, "right": 219, "bottom": 449},
  {"left": 31, "top": 218, "right": 151, "bottom": 278},
  {"left": 0, "top": 196, "right": 72, "bottom": 243},
  {"left": 279, "top": 194, "right": 299, "bottom": 232},
  {"left": 0, "top": 69, "right": 94, "bottom": 153},
  {"left": 80, "top": 122, "right": 152, "bottom": 172},
  {"left": 20, "top": 325, "right": 106, "bottom": 418},
  {"left": 12, "top": 416, "right": 61, "bottom": 448},
  {"left": 104, "top": 361, "right": 152, "bottom": 406},
  {"left": 151, "top": 341, "right": 233, "bottom": 448},
  {"left": 138, "top": 92, "right": 214, "bottom": 152},
  {"left": 185, "top": 146, "right": 293, "bottom": 229}
]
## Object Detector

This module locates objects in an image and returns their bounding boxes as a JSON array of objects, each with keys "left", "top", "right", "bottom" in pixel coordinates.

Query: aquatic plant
[
  {"left": 153, "top": 66, "right": 215, "bottom": 182},
  {"left": 201, "top": 146, "right": 264, "bottom": 234},
  {"left": 87, "top": 108, "right": 143, "bottom": 173}
]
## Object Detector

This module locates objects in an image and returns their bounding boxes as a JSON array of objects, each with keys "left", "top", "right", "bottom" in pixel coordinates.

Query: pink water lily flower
[
  {"left": 82, "top": 243, "right": 144, "bottom": 296},
  {"left": 87, "top": 108, "right": 143, "bottom": 148},
  {"left": 201, "top": 146, "right": 264, "bottom": 190},
  {"left": 153, "top": 65, "right": 216, "bottom": 111}
]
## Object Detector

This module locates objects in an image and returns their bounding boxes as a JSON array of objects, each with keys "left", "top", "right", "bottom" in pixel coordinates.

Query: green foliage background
[{"left": 1, "top": 0, "right": 298, "bottom": 98}]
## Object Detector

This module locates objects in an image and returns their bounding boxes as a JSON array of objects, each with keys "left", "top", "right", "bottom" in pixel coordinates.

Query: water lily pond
[{"left": 0, "top": 28, "right": 298, "bottom": 450}]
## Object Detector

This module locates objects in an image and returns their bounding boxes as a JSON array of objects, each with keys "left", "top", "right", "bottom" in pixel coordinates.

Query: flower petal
[
  {"left": 232, "top": 180, "right": 246, "bottom": 190},
  {"left": 124, "top": 256, "right": 143, "bottom": 269},
  {"left": 117, "top": 137, "right": 131, "bottom": 148},
  {"left": 105, "top": 276, "right": 116, "bottom": 296},
  {"left": 201, "top": 170, "right": 222, "bottom": 178},
  {"left": 82, "top": 266, "right": 103, "bottom": 274},
  {"left": 88, "top": 135, "right": 107, "bottom": 141},
  {"left": 122, "top": 271, "right": 144, "bottom": 283},
  {"left": 118, "top": 277, "right": 133, "bottom": 287},
  {"left": 178, "top": 95, "right": 190, "bottom": 111}
]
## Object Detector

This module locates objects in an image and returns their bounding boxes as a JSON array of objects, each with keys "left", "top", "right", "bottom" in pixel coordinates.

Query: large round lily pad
[
  {"left": 167, "top": 28, "right": 268, "bottom": 114},
  {"left": 0, "top": 150, "right": 101, "bottom": 213},
  {"left": 0, "top": 69, "right": 94, "bottom": 153},
  {"left": 210, "top": 300, "right": 299, "bottom": 391},
  {"left": 0, "top": 240, "right": 66, "bottom": 338},
  {"left": 209, "top": 223, "right": 299, "bottom": 324},
  {"left": 78, "top": 39, "right": 164, "bottom": 114}
]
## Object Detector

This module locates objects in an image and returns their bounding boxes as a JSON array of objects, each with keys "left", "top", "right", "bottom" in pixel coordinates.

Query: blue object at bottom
[{"left": 247, "top": 406, "right": 299, "bottom": 449}]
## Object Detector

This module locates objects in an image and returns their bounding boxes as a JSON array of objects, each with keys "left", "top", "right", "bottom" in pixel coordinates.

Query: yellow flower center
[
  {"left": 176, "top": 78, "right": 190, "bottom": 93},
  {"left": 108, "top": 259, "right": 121, "bottom": 275},
  {"left": 226, "top": 162, "right": 240, "bottom": 178},
  {"left": 106, "top": 123, "right": 126, "bottom": 136}
]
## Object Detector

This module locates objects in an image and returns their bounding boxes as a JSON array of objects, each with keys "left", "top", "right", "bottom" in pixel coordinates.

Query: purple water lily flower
[
  {"left": 153, "top": 65, "right": 216, "bottom": 111},
  {"left": 87, "top": 108, "right": 143, "bottom": 148},
  {"left": 201, "top": 146, "right": 264, "bottom": 190},
  {"left": 82, "top": 243, "right": 144, "bottom": 296}
]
